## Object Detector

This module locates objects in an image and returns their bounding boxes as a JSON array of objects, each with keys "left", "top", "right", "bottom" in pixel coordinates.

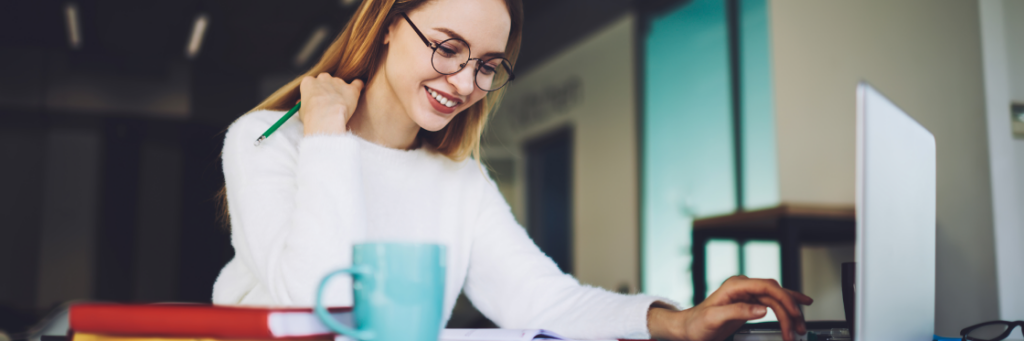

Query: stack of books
[
  {"left": 69, "top": 303, "right": 353, "bottom": 341},
  {"left": 69, "top": 303, "right": 650, "bottom": 341}
]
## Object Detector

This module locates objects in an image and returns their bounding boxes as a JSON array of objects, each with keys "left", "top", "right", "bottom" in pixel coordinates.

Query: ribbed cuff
[{"left": 623, "top": 295, "right": 682, "bottom": 339}]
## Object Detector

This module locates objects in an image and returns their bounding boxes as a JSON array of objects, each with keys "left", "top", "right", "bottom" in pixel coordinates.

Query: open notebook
[{"left": 439, "top": 329, "right": 617, "bottom": 341}]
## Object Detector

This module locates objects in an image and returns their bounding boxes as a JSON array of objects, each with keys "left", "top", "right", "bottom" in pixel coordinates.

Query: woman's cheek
[{"left": 469, "top": 92, "right": 486, "bottom": 107}]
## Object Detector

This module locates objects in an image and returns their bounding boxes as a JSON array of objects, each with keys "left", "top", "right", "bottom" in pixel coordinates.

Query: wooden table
[{"left": 692, "top": 204, "right": 855, "bottom": 303}]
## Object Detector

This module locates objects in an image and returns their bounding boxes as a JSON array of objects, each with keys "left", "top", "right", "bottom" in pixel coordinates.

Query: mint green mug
[{"left": 314, "top": 242, "right": 447, "bottom": 341}]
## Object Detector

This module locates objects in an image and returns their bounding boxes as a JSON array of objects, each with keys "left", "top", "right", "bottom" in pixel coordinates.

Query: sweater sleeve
[
  {"left": 219, "top": 113, "right": 366, "bottom": 307},
  {"left": 462, "top": 178, "right": 679, "bottom": 339}
]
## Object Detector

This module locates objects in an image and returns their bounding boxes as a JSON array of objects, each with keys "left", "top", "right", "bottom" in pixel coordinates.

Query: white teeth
[{"left": 428, "top": 87, "right": 457, "bottom": 108}]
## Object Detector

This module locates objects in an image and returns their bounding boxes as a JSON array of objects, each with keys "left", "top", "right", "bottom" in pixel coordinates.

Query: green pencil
[{"left": 254, "top": 102, "right": 301, "bottom": 146}]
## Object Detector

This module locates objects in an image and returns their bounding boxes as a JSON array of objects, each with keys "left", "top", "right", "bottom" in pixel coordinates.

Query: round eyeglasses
[{"left": 400, "top": 13, "right": 515, "bottom": 92}]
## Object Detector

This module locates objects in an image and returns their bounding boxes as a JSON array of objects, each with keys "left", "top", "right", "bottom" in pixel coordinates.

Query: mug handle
[{"left": 314, "top": 266, "right": 375, "bottom": 340}]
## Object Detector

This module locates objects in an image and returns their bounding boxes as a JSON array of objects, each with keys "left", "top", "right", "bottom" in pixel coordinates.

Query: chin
[{"left": 414, "top": 112, "right": 456, "bottom": 132}]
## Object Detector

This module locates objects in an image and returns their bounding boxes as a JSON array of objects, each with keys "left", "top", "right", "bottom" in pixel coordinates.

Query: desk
[{"left": 692, "top": 204, "right": 855, "bottom": 303}]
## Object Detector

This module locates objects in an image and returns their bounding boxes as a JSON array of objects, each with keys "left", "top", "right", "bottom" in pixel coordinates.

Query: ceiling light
[
  {"left": 186, "top": 13, "right": 209, "bottom": 59},
  {"left": 294, "top": 25, "right": 330, "bottom": 68},
  {"left": 340, "top": 0, "right": 361, "bottom": 8},
  {"left": 64, "top": 2, "right": 82, "bottom": 49}
]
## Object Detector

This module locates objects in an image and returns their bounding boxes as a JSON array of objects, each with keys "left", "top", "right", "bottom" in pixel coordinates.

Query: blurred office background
[{"left": 2, "top": 0, "right": 1023, "bottom": 338}]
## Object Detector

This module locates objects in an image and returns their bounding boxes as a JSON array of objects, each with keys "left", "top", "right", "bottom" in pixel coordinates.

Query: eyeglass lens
[
  {"left": 430, "top": 38, "right": 512, "bottom": 91},
  {"left": 965, "top": 323, "right": 1012, "bottom": 340}
]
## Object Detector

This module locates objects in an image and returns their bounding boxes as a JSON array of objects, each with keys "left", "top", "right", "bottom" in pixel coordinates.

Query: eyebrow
[{"left": 433, "top": 27, "right": 507, "bottom": 59}]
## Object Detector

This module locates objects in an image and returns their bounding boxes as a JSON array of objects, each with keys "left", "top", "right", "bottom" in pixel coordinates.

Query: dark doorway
[{"left": 524, "top": 127, "right": 574, "bottom": 274}]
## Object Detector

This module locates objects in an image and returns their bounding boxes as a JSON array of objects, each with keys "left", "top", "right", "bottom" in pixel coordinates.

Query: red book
[{"left": 69, "top": 303, "right": 353, "bottom": 339}]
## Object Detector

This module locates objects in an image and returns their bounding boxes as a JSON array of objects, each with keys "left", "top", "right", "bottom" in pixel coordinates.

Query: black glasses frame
[
  {"left": 399, "top": 12, "right": 515, "bottom": 92},
  {"left": 960, "top": 320, "right": 1024, "bottom": 341}
]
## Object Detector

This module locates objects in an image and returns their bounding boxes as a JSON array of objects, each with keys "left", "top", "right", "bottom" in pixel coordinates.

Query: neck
[{"left": 347, "top": 72, "right": 421, "bottom": 150}]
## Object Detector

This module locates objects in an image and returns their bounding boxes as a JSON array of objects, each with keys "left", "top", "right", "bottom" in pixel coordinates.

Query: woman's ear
[{"left": 382, "top": 17, "right": 401, "bottom": 45}]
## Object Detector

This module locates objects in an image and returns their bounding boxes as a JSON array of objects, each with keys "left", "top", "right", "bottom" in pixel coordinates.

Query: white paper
[{"left": 440, "top": 329, "right": 566, "bottom": 341}]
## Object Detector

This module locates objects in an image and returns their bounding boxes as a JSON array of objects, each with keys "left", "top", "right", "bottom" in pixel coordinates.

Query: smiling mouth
[{"left": 425, "top": 86, "right": 460, "bottom": 108}]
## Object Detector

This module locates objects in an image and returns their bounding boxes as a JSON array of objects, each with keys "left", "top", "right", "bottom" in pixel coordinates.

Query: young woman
[{"left": 212, "top": 0, "right": 813, "bottom": 340}]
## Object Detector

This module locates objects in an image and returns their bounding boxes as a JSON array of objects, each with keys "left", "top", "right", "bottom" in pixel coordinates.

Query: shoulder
[
  {"left": 431, "top": 152, "right": 488, "bottom": 181},
  {"left": 443, "top": 156, "right": 499, "bottom": 198},
  {"left": 226, "top": 110, "right": 302, "bottom": 146},
  {"left": 224, "top": 110, "right": 305, "bottom": 154},
  {"left": 221, "top": 110, "right": 306, "bottom": 178}
]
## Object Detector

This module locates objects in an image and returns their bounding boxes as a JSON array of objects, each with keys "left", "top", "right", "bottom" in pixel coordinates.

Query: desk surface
[
  {"left": 690, "top": 204, "right": 856, "bottom": 303},
  {"left": 693, "top": 204, "right": 855, "bottom": 232}
]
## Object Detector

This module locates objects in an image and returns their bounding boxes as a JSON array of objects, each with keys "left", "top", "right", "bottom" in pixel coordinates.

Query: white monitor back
[{"left": 855, "top": 82, "right": 936, "bottom": 341}]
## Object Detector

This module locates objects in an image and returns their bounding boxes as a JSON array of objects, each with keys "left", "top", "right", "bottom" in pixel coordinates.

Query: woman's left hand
[{"left": 647, "top": 275, "right": 813, "bottom": 341}]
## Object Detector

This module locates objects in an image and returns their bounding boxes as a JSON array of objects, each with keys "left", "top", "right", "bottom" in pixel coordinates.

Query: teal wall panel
[
  {"left": 741, "top": 0, "right": 780, "bottom": 210},
  {"left": 642, "top": 0, "right": 735, "bottom": 306},
  {"left": 641, "top": 0, "right": 779, "bottom": 307}
]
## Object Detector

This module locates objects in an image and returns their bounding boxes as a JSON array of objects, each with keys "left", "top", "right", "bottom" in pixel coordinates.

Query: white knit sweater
[{"left": 212, "top": 110, "right": 674, "bottom": 339}]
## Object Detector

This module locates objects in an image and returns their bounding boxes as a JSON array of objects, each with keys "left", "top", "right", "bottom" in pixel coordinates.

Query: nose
[{"left": 446, "top": 62, "right": 477, "bottom": 97}]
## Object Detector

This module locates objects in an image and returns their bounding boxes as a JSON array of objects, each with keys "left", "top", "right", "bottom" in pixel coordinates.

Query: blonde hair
[
  {"left": 217, "top": 0, "right": 523, "bottom": 226},
  {"left": 253, "top": 0, "right": 523, "bottom": 161}
]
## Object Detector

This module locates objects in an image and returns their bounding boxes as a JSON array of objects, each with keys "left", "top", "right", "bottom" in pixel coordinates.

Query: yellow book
[{"left": 72, "top": 333, "right": 331, "bottom": 341}]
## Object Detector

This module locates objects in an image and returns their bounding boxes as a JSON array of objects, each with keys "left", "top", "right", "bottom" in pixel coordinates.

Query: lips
[{"left": 424, "top": 86, "right": 460, "bottom": 114}]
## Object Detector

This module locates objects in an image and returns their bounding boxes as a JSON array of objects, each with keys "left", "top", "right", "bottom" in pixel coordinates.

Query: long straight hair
[
  {"left": 254, "top": 0, "right": 522, "bottom": 161},
  {"left": 217, "top": 0, "right": 524, "bottom": 226}
]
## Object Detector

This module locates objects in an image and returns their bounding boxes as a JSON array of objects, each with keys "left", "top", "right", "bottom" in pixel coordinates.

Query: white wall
[
  {"left": 800, "top": 243, "right": 854, "bottom": 320},
  {"left": 1008, "top": 0, "right": 1024, "bottom": 104},
  {"left": 483, "top": 13, "right": 639, "bottom": 292},
  {"left": 1005, "top": 0, "right": 1024, "bottom": 264},
  {"left": 770, "top": 0, "right": 998, "bottom": 335},
  {"left": 980, "top": 0, "right": 1024, "bottom": 321}
]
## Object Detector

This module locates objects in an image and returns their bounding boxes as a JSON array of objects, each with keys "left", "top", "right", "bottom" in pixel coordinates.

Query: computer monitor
[{"left": 855, "top": 82, "right": 936, "bottom": 341}]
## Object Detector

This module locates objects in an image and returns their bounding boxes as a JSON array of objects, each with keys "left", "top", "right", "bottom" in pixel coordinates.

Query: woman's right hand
[
  {"left": 648, "top": 275, "right": 813, "bottom": 341},
  {"left": 298, "top": 72, "right": 364, "bottom": 136}
]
